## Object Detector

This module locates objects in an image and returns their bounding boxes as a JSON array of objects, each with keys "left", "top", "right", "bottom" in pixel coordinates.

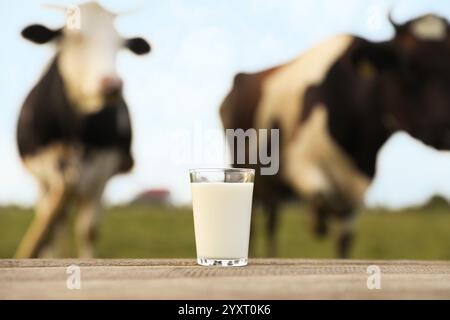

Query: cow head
[
  {"left": 21, "top": 2, "right": 151, "bottom": 113},
  {"left": 353, "top": 14, "right": 450, "bottom": 150},
  {"left": 389, "top": 14, "right": 450, "bottom": 149}
]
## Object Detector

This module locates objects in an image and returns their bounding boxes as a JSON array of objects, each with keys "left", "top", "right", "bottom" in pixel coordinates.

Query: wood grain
[{"left": 1, "top": 259, "right": 449, "bottom": 299}]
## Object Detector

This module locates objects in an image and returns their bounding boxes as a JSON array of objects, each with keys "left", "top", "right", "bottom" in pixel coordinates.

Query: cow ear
[
  {"left": 125, "top": 37, "right": 151, "bottom": 55},
  {"left": 22, "top": 24, "right": 62, "bottom": 44}
]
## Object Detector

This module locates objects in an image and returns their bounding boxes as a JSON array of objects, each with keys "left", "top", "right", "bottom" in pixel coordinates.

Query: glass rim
[{"left": 189, "top": 167, "right": 255, "bottom": 174}]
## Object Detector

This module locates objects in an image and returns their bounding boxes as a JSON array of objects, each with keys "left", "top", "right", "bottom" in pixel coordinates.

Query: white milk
[{"left": 191, "top": 182, "right": 254, "bottom": 259}]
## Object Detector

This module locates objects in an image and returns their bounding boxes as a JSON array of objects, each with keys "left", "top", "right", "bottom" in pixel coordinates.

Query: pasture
[{"left": 0, "top": 201, "right": 450, "bottom": 260}]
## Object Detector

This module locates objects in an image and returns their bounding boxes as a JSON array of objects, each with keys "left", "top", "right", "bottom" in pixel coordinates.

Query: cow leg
[
  {"left": 75, "top": 196, "right": 102, "bottom": 258},
  {"left": 265, "top": 202, "right": 279, "bottom": 257},
  {"left": 310, "top": 191, "right": 357, "bottom": 258},
  {"left": 74, "top": 150, "right": 120, "bottom": 258},
  {"left": 310, "top": 193, "right": 329, "bottom": 238},
  {"left": 15, "top": 145, "right": 80, "bottom": 258},
  {"left": 46, "top": 196, "right": 77, "bottom": 258},
  {"left": 15, "top": 180, "right": 72, "bottom": 258},
  {"left": 336, "top": 215, "right": 356, "bottom": 259}
]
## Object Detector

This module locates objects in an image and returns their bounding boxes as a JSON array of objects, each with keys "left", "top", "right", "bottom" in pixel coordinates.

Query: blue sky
[{"left": 1, "top": 0, "right": 450, "bottom": 208}]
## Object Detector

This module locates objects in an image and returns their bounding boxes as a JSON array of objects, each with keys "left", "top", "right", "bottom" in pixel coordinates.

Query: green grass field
[{"left": 1, "top": 201, "right": 450, "bottom": 259}]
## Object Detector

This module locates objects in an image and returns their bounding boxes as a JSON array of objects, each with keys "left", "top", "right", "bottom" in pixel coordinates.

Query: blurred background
[{"left": 1, "top": 0, "right": 450, "bottom": 259}]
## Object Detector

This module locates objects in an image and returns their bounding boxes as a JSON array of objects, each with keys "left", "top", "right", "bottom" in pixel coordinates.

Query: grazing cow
[
  {"left": 220, "top": 13, "right": 450, "bottom": 258},
  {"left": 15, "top": 2, "right": 150, "bottom": 258}
]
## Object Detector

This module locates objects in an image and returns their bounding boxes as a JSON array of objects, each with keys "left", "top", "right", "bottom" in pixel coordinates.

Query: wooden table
[{"left": 1, "top": 259, "right": 449, "bottom": 299}]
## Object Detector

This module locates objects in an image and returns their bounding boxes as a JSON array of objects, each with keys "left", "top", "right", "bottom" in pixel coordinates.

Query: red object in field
[{"left": 132, "top": 188, "right": 171, "bottom": 205}]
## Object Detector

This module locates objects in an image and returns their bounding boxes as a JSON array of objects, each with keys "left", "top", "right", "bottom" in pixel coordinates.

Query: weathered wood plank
[{"left": 1, "top": 259, "right": 449, "bottom": 299}]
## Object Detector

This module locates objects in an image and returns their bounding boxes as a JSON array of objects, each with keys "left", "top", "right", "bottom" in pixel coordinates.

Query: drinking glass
[{"left": 190, "top": 168, "right": 255, "bottom": 266}]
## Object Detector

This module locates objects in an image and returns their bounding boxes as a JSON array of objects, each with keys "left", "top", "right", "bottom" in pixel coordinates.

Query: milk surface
[{"left": 191, "top": 182, "right": 254, "bottom": 259}]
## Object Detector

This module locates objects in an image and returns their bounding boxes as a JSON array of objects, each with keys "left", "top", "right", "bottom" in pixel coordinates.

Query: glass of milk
[{"left": 190, "top": 168, "right": 255, "bottom": 267}]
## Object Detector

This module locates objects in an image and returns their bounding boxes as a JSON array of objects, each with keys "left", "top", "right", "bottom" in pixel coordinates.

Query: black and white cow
[
  {"left": 221, "top": 13, "right": 450, "bottom": 258},
  {"left": 15, "top": 2, "right": 150, "bottom": 258}
]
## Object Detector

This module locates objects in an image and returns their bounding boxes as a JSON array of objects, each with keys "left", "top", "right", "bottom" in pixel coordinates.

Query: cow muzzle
[{"left": 101, "top": 76, "right": 123, "bottom": 97}]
